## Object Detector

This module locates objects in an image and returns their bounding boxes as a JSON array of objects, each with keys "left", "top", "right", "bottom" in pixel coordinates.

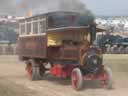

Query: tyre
[
  {"left": 110, "top": 46, "right": 115, "bottom": 54},
  {"left": 114, "top": 46, "right": 118, "bottom": 54},
  {"left": 111, "top": 45, "right": 118, "bottom": 54},
  {"left": 71, "top": 68, "right": 83, "bottom": 90},
  {"left": 117, "top": 47, "right": 121, "bottom": 54},
  {"left": 104, "top": 67, "right": 112, "bottom": 89},
  {"left": 124, "top": 47, "right": 128, "bottom": 54},
  {"left": 118, "top": 46, "right": 124, "bottom": 54},
  {"left": 106, "top": 45, "right": 111, "bottom": 54},
  {"left": 25, "top": 59, "right": 45, "bottom": 80},
  {"left": 39, "top": 64, "right": 45, "bottom": 77},
  {"left": 25, "top": 60, "right": 32, "bottom": 79}
]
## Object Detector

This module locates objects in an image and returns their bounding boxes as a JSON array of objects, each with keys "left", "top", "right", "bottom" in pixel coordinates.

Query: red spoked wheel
[
  {"left": 25, "top": 60, "right": 45, "bottom": 80},
  {"left": 71, "top": 68, "right": 83, "bottom": 91},
  {"left": 25, "top": 61, "right": 32, "bottom": 79},
  {"left": 102, "top": 67, "right": 112, "bottom": 89}
]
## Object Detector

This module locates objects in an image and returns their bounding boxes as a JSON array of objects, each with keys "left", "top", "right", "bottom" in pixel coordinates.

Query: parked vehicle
[
  {"left": 97, "top": 34, "right": 128, "bottom": 54},
  {"left": 17, "top": 11, "right": 112, "bottom": 90}
]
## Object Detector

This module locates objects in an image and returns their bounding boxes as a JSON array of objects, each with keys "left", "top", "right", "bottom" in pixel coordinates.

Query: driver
[{"left": 79, "top": 35, "right": 89, "bottom": 65}]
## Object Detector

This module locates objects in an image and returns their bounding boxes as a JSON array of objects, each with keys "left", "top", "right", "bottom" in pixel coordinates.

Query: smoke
[
  {"left": 18, "top": 0, "right": 89, "bottom": 15},
  {"left": 0, "top": 0, "right": 94, "bottom": 17}
]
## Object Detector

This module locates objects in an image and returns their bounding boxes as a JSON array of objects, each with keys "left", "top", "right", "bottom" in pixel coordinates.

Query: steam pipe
[{"left": 89, "top": 24, "right": 96, "bottom": 45}]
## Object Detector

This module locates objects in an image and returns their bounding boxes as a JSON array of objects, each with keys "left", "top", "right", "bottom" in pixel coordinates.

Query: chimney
[{"left": 26, "top": 9, "right": 32, "bottom": 17}]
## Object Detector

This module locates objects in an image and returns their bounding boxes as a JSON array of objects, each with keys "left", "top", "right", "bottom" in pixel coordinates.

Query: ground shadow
[{"left": 39, "top": 73, "right": 105, "bottom": 89}]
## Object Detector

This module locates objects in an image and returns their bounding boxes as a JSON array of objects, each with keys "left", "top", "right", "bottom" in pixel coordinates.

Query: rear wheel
[
  {"left": 25, "top": 59, "right": 45, "bottom": 80},
  {"left": 71, "top": 68, "right": 83, "bottom": 90},
  {"left": 25, "top": 61, "right": 32, "bottom": 79}
]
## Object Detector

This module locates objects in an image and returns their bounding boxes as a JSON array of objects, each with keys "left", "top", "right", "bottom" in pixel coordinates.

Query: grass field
[
  {"left": 0, "top": 80, "right": 34, "bottom": 96},
  {"left": 0, "top": 55, "right": 128, "bottom": 96},
  {"left": 103, "top": 54, "right": 128, "bottom": 72},
  {"left": 0, "top": 54, "right": 127, "bottom": 72}
]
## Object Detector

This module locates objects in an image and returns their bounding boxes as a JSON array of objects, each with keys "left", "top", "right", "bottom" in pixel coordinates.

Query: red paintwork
[
  {"left": 82, "top": 73, "right": 107, "bottom": 81},
  {"left": 50, "top": 64, "right": 107, "bottom": 82},
  {"left": 26, "top": 64, "right": 32, "bottom": 79},
  {"left": 50, "top": 64, "right": 74, "bottom": 78},
  {"left": 71, "top": 70, "right": 78, "bottom": 89}
]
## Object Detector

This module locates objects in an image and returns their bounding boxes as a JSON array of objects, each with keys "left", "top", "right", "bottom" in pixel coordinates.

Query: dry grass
[
  {"left": 0, "top": 79, "right": 35, "bottom": 96},
  {"left": 103, "top": 54, "right": 128, "bottom": 72},
  {"left": 0, "top": 55, "right": 36, "bottom": 96},
  {"left": 0, "top": 54, "right": 128, "bottom": 72},
  {"left": 0, "top": 55, "right": 128, "bottom": 96},
  {"left": 0, "top": 55, "right": 20, "bottom": 64}
]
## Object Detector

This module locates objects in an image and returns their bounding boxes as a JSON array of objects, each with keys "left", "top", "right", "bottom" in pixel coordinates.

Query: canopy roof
[{"left": 47, "top": 26, "right": 105, "bottom": 33}]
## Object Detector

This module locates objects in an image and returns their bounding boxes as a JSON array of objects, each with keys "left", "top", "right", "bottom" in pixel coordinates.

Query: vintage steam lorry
[{"left": 17, "top": 11, "right": 112, "bottom": 90}]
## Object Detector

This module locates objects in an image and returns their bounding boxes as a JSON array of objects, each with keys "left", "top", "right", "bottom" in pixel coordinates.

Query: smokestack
[{"left": 26, "top": 9, "right": 33, "bottom": 17}]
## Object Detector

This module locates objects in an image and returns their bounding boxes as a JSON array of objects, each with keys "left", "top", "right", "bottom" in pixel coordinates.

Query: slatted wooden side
[{"left": 17, "top": 35, "right": 47, "bottom": 58}]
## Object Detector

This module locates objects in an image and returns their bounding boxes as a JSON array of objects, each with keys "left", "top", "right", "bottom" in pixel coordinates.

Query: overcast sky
[
  {"left": 16, "top": 0, "right": 128, "bottom": 16},
  {"left": 83, "top": 0, "right": 128, "bottom": 16},
  {"left": 0, "top": 0, "right": 128, "bottom": 16}
]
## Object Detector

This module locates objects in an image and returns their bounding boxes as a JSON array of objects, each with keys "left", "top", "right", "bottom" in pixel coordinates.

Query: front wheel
[
  {"left": 71, "top": 68, "right": 83, "bottom": 90},
  {"left": 103, "top": 67, "right": 113, "bottom": 89}
]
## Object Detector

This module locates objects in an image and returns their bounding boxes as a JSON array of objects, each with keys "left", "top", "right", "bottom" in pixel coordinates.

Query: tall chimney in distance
[{"left": 26, "top": 9, "right": 32, "bottom": 17}]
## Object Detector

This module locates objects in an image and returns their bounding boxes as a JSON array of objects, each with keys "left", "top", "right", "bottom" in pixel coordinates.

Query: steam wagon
[{"left": 17, "top": 11, "right": 112, "bottom": 90}]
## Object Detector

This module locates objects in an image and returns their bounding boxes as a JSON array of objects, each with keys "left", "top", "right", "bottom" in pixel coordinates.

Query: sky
[
  {"left": 83, "top": 0, "right": 128, "bottom": 16},
  {"left": 0, "top": 0, "right": 128, "bottom": 16}
]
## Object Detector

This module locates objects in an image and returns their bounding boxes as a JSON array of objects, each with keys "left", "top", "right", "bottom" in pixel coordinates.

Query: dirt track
[{"left": 0, "top": 55, "right": 128, "bottom": 96}]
